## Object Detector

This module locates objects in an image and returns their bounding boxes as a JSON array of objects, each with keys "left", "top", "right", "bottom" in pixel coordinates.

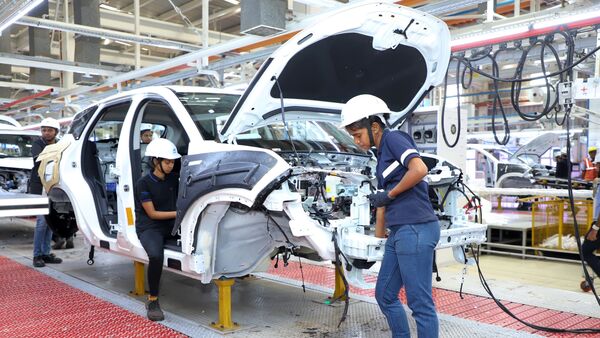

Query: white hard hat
[
  {"left": 40, "top": 117, "right": 60, "bottom": 130},
  {"left": 339, "top": 94, "right": 389, "bottom": 129},
  {"left": 141, "top": 123, "right": 153, "bottom": 132},
  {"left": 144, "top": 138, "right": 181, "bottom": 160}
]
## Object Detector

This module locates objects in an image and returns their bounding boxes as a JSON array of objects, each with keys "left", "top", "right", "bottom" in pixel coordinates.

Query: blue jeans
[
  {"left": 375, "top": 221, "right": 440, "bottom": 338},
  {"left": 33, "top": 215, "right": 52, "bottom": 257}
]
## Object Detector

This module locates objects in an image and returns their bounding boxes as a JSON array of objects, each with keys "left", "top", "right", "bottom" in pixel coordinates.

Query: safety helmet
[
  {"left": 140, "top": 123, "right": 153, "bottom": 132},
  {"left": 589, "top": 146, "right": 598, "bottom": 153},
  {"left": 339, "top": 94, "right": 390, "bottom": 129},
  {"left": 40, "top": 117, "right": 60, "bottom": 130},
  {"left": 144, "top": 138, "right": 181, "bottom": 160}
]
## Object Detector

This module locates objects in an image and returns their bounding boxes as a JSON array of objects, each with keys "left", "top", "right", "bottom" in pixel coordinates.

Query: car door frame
[{"left": 114, "top": 89, "right": 203, "bottom": 252}]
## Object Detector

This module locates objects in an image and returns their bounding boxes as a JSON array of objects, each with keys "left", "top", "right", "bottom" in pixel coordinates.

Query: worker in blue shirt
[
  {"left": 340, "top": 94, "right": 440, "bottom": 338},
  {"left": 581, "top": 186, "right": 600, "bottom": 291}
]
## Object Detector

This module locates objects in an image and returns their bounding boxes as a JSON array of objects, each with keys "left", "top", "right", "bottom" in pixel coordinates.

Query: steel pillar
[
  {"left": 73, "top": 0, "right": 100, "bottom": 83},
  {"left": 62, "top": 0, "right": 74, "bottom": 89},
  {"left": 28, "top": 0, "right": 51, "bottom": 86},
  {"left": 0, "top": 34, "right": 10, "bottom": 98}
]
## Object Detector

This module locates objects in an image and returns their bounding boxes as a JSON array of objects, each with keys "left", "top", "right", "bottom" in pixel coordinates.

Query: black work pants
[
  {"left": 582, "top": 230, "right": 600, "bottom": 277},
  {"left": 138, "top": 227, "right": 172, "bottom": 297}
]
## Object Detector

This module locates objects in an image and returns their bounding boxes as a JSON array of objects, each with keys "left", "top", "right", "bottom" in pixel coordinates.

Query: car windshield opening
[
  {"left": 177, "top": 92, "right": 240, "bottom": 141},
  {"left": 236, "top": 120, "right": 366, "bottom": 156}
]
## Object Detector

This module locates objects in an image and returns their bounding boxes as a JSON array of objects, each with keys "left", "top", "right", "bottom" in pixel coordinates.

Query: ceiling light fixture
[
  {"left": 114, "top": 40, "right": 132, "bottom": 47},
  {"left": 452, "top": 8, "right": 600, "bottom": 52},
  {"left": 99, "top": 3, "right": 121, "bottom": 12},
  {"left": 223, "top": 0, "right": 240, "bottom": 5},
  {"left": 451, "top": 26, "right": 530, "bottom": 49},
  {"left": 0, "top": 0, "right": 44, "bottom": 35}
]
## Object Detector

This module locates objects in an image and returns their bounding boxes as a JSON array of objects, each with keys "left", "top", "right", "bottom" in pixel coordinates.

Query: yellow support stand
[
  {"left": 497, "top": 196, "right": 502, "bottom": 210},
  {"left": 211, "top": 279, "right": 239, "bottom": 331},
  {"left": 131, "top": 261, "right": 146, "bottom": 296},
  {"left": 326, "top": 261, "right": 347, "bottom": 304}
]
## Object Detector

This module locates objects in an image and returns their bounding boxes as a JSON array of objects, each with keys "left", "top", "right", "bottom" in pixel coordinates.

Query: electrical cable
[
  {"left": 441, "top": 25, "right": 600, "bottom": 330},
  {"left": 440, "top": 56, "right": 462, "bottom": 148},
  {"left": 273, "top": 77, "right": 301, "bottom": 161},
  {"left": 332, "top": 230, "right": 350, "bottom": 328},
  {"left": 440, "top": 29, "right": 586, "bottom": 148},
  {"left": 459, "top": 39, "right": 597, "bottom": 84},
  {"left": 471, "top": 243, "right": 600, "bottom": 333}
]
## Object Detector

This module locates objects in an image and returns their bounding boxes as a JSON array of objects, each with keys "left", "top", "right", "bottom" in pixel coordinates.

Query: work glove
[{"left": 368, "top": 191, "right": 395, "bottom": 208}]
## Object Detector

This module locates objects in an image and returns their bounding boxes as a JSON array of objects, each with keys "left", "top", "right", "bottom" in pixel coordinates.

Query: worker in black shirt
[
  {"left": 134, "top": 138, "right": 180, "bottom": 321},
  {"left": 555, "top": 150, "right": 569, "bottom": 179},
  {"left": 30, "top": 117, "right": 63, "bottom": 267}
]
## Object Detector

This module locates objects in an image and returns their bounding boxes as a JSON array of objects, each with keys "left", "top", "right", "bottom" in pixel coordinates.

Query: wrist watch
[{"left": 592, "top": 222, "right": 600, "bottom": 231}]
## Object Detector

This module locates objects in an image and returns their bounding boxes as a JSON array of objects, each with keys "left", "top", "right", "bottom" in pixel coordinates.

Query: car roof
[{"left": 77, "top": 86, "right": 241, "bottom": 113}]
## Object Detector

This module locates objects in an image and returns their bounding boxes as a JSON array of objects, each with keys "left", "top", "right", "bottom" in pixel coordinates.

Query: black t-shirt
[
  {"left": 134, "top": 172, "right": 179, "bottom": 234},
  {"left": 555, "top": 159, "right": 570, "bottom": 179},
  {"left": 28, "top": 137, "right": 51, "bottom": 195}
]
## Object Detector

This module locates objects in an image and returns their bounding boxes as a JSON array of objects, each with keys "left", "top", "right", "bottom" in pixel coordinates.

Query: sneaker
[
  {"left": 33, "top": 256, "right": 45, "bottom": 268},
  {"left": 42, "top": 253, "right": 62, "bottom": 264},
  {"left": 52, "top": 237, "right": 66, "bottom": 250},
  {"left": 146, "top": 300, "right": 165, "bottom": 321},
  {"left": 65, "top": 237, "right": 74, "bottom": 249}
]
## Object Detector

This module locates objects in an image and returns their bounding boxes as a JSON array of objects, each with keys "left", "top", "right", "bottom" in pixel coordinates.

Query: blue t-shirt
[{"left": 376, "top": 129, "right": 437, "bottom": 227}]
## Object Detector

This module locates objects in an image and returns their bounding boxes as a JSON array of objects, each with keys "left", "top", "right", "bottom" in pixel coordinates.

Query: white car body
[{"left": 39, "top": 2, "right": 486, "bottom": 286}]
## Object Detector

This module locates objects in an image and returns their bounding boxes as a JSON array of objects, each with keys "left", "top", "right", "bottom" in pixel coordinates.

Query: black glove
[{"left": 368, "top": 191, "right": 394, "bottom": 208}]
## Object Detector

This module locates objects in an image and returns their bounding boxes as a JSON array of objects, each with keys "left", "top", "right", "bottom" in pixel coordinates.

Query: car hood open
[
  {"left": 510, "top": 132, "right": 560, "bottom": 161},
  {"left": 220, "top": 1, "right": 450, "bottom": 139}
]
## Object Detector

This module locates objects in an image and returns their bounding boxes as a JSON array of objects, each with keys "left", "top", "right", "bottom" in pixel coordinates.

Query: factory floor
[{"left": 0, "top": 217, "right": 599, "bottom": 337}]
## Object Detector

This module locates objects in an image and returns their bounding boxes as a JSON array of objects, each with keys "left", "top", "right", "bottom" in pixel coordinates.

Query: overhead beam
[
  {"left": 293, "top": 0, "right": 344, "bottom": 8},
  {"left": 99, "top": 8, "right": 237, "bottom": 45},
  {"left": 158, "top": 0, "right": 203, "bottom": 21},
  {"left": 0, "top": 80, "right": 59, "bottom": 92},
  {"left": 0, "top": 52, "right": 121, "bottom": 76},
  {"left": 191, "top": 6, "right": 241, "bottom": 27},
  {"left": 121, "top": 0, "right": 159, "bottom": 12},
  {"left": 16, "top": 15, "right": 201, "bottom": 52},
  {"left": 14, "top": 36, "right": 168, "bottom": 68}
]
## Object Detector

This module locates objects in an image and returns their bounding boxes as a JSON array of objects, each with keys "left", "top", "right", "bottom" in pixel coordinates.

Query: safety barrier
[{"left": 529, "top": 197, "right": 592, "bottom": 252}]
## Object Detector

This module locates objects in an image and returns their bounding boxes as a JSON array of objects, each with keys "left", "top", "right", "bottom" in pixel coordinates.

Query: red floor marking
[
  {"left": 0, "top": 256, "right": 185, "bottom": 338},
  {"left": 512, "top": 309, "right": 571, "bottom": 332},
  {"left": 547, "top": 318, "right": 600, "bottom": 338},
  {"left": 504, "top": 307, "right": 552, "bottom": 330},
  {"left": 465, "top": 301, "right": 523, "bottom": 322},
  {"left": 266, "top": 259, "right": 600, "bottom": 336}
]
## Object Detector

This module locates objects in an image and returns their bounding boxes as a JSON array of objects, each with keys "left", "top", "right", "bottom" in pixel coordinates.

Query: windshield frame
[{"left": 176, "top": 92, "right": 241, "bottom": 141}]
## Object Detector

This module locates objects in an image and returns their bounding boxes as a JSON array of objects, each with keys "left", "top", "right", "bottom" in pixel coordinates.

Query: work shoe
[
  {"left": 146, "top": 300, "right": 165, "bottom": 321},
  {"left": 52, "top": 237, "right": 66, "bottom": 250},
  {"left": 65, "top": 237, "right": 74, "bottom": 249},
  {"left": 33, "top": 256, "right": 45, "bottom": 268},
  {"left": 42, "top": 253, "right": 62, "bottom": 264}
]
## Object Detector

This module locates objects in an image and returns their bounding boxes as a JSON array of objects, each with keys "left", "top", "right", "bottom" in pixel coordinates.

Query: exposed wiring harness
[
  {"left": 265, "top": 211, "right": 306, "bottom": 293},
  {"left": 273, "top": 76, "right": 301, "bottom": 162},
  {"left": 441, "top": 29, "right": 582, "bottom": 146},
  {"left": 332, "top": 230, "right": 350, "bottom": 328},
  {"left": 439, "top": 26, "right": 600, "bottom": 331}
]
